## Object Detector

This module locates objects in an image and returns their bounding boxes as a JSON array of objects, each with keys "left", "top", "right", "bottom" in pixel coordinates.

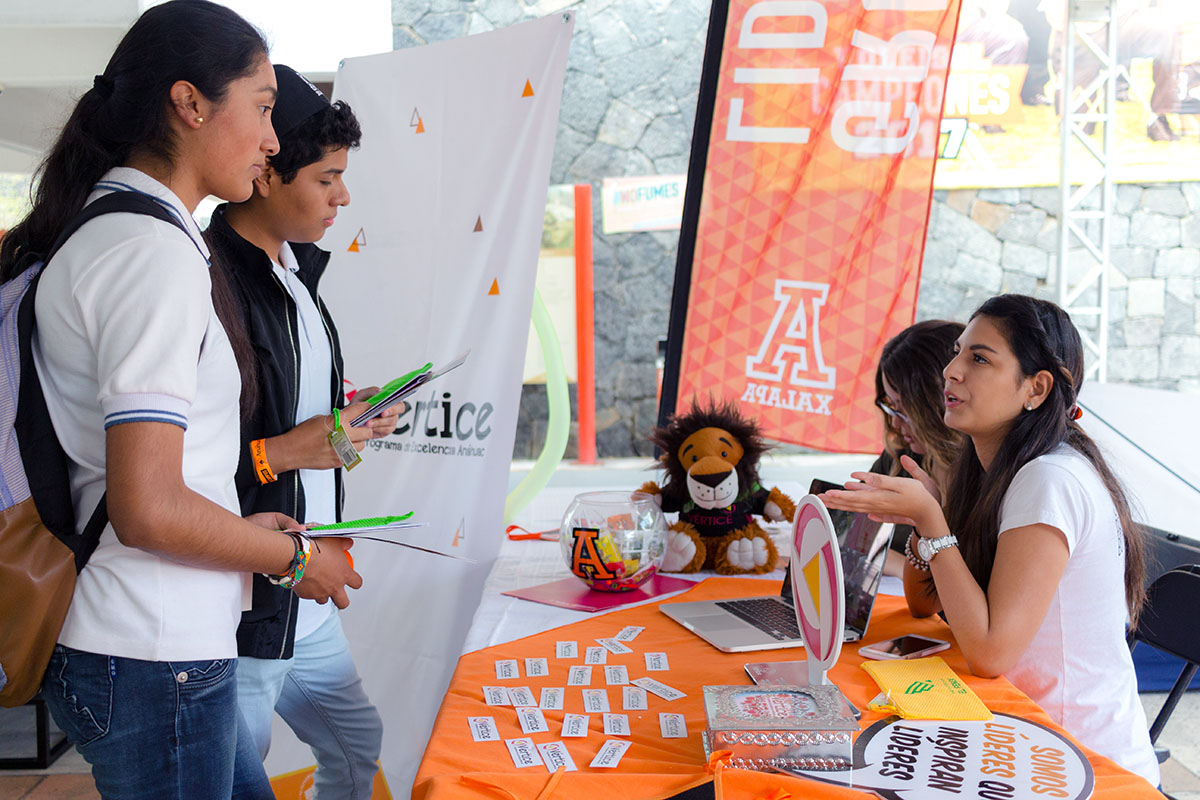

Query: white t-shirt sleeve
[
  {"left": 998, "top": 458, "right": 1091, "bottom": 554},
  {"left": 75, "top": 232, "right": 212, "bottom": 430}
]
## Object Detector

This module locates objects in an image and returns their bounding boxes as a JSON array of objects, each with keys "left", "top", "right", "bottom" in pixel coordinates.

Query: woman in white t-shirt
[
  {"left": 824, "top": 294, "right": 1159, "bottom": 787},
  {"left": 0, "top": 2, "right": 360, "bottom": 797}
]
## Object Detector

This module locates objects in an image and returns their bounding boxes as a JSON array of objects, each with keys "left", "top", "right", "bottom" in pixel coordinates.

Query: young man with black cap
[{"left": 205, "top": 65, "right": 392, "bottom": 800}]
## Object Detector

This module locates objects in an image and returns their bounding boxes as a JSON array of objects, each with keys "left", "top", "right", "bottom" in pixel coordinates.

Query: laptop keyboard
[{"left": 715, "top": 598, "right": 802, "bottom": 641}]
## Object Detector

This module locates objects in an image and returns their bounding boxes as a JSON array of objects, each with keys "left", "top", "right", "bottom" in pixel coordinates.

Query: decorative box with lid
[{"left": 701, "top": 685, "right": 857, "bottom": 772}]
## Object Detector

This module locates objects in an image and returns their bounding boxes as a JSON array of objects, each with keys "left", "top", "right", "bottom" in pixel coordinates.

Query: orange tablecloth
[{"left": 412, "top": 577, "right": 1159, "bottom": 800}]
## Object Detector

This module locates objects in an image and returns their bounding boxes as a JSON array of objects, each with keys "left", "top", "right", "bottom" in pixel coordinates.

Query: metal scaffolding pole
[{"left": 1059, "top": 0, "right": 1117, "bottom": 381}]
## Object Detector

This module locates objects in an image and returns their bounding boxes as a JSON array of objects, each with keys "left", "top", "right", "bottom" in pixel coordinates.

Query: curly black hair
[
  {"left": 269, "top": 100, "right": 362, "bottom": 184},
  {"left": 648, "top": 399, "right": 770, "bottom": 509}
]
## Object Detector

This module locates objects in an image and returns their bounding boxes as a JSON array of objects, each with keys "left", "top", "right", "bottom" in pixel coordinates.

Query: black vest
[{"left": 205, "top": 205, "right": 346, "bottom": 660}]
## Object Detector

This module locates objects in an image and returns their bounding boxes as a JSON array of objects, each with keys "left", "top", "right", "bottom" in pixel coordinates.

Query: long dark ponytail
[
  {"left": 944, "top": 294, "right": 1147, "bottom": 626},
  {"left": 0, "top": 0, "right": 268, "bottom": 279}
]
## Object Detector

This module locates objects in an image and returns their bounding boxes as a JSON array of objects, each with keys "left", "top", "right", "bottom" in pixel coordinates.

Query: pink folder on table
[{"left": 503, "top": 574, "right": 697, "bottom": 612}]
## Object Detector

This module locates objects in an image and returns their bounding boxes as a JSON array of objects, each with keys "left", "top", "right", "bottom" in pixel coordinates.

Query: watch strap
[{"left": 918, "top": 533, "right": 959, "bottom": 562}]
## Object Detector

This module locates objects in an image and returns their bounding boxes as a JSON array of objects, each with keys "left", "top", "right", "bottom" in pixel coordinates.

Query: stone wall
[
  {"left": 922, "top": 185, "right": 1200, "bottom": 394},
  {"left": 391, "top": 1, "right": 1200, "bottom": 459}
]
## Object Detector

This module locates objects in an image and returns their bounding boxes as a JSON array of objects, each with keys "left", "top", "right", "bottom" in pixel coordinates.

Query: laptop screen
[{"left": 778, "top": 479, "right": 893, "bottom": 638}]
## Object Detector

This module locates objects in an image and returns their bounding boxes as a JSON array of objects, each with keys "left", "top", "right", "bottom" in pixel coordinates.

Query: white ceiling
[
  {"left": 0, "top": 85, "right": 84, "bottom": 173},
  {"left": 0, "top": 0, "right": 141, "bottom": 26},
  {"left": 0, "top": 0, "right": 386, "bottom": 175},
  {"left": 0, "top": 0, "right": 138, "bottom": 173}
]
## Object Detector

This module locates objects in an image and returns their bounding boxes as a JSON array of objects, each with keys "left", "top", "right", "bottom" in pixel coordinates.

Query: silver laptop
[{"left": 659, "top": 479, "right": 893, "bottom": 653}]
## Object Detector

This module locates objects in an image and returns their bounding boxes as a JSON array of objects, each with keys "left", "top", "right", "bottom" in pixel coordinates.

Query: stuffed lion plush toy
[{"left": 640, "top": 402, "right": 796, "bottom": 574}]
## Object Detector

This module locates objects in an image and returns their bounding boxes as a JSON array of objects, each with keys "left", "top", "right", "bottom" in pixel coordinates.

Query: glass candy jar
[{"left": 559, "top": 491, "right": 667, "bottom": 591}]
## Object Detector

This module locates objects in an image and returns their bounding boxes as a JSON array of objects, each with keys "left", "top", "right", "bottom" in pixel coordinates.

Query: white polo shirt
[{"left": 34, "top": 167, "right": 246, "bottom": 662}]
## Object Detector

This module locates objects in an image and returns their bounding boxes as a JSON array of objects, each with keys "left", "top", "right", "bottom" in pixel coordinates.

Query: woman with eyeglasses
[{"left": 870, "top": 320, "right": 966, "bottom": 574}]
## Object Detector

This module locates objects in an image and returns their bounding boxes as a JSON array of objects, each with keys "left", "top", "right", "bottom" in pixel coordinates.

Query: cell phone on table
[{"left": 857, "top": 634, "right": 950, "bottom": 660}]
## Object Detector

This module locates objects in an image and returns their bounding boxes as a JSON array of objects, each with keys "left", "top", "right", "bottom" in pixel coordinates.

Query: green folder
[{"left": 349, "top": 350, "right": 469, "bottom": 427}]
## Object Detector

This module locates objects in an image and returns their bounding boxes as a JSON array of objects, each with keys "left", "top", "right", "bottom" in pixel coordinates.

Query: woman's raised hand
[
  {"left": 899, "top": 454, "right": 942, "bottom": 505},
  {"left": 820, "top": 471, "right": 941, "bottom": 531}
]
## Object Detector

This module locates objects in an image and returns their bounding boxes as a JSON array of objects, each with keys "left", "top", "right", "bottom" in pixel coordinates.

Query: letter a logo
[
  {"left": 746, "top": 280, "right": 836, "bottom": 389},
  {"left": 571, "top": 527, "right": 615, "bottom": 580}
]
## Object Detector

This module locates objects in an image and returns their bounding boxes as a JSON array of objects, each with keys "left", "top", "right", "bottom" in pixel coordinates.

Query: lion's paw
[
  {"left": 661, "top": 530, "right": 699, "bottom": 572},
  {"left": 725, "top": 536, "right": 770, "bottom": 570}
]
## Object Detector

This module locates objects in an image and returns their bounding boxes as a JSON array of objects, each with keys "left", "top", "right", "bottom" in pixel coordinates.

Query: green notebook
[{"left": 308, "top": 513, "right": 414, "bottom": 532}]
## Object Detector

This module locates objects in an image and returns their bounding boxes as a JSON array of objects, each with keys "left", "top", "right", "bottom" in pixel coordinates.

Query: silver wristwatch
[{"left": 916, "top": 533, "right": 959, "bottom": 563}]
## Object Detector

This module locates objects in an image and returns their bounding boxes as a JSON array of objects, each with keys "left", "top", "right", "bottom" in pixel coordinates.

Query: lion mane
[{"left": 647, "top": 399, "right": 769, "bottom": 509}]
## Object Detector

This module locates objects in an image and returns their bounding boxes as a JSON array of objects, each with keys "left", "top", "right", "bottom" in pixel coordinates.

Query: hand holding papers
[
  {"left": 307, "top": 514, "right": 421, "bottom": 540},
  {"left": 306, "top": 515, "right": 472, "bottom": 562},
  {"left": 349, "top": 351, "right": 469, "bottom": 427}
]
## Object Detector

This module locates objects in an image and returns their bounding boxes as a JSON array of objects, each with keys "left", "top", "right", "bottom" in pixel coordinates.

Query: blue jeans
[
  {"left": 235, "top": 611, "right": 382, "bottom": 800},
  {"left": 42, "top": 644, "right": 263, "bottom": 799},
  {"left": 233, "top": 707, "right": 275, "bottom": 800}
]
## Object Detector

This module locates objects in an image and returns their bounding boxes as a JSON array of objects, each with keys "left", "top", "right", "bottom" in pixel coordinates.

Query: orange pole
[{"left": 573, "top": 184, "right": 597, "bottom": 464}]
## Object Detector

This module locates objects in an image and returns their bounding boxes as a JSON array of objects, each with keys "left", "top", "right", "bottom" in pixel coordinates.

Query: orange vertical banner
[
  {"left": 673, "top": 0, "right": 961, "bottom": 453},
  {"left": 573, "top": 183, "right": 597, "bottom": 464}
]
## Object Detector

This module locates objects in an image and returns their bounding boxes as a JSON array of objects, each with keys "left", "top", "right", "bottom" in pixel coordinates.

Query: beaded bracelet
[
  {"left": 904, "top": 532, "right": 931, "bottom": 572},
  {"left": 269, "top": 532, "right": 312, "bottom": 589},
  {"left": 267, "top": 532, "right": 301, "bottom": 586}
]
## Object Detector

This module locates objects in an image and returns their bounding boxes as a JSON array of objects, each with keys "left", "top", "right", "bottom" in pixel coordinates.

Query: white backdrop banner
[{"left": 261, "top": 15, "right": 574, "bottom": 795}]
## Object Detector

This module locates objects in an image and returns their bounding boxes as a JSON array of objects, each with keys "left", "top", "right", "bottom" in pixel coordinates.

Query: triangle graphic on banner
[
  {"left": 474, "top": 216, "right": 483, "bottom": 232},
  {"left": 488, "top": 278, "right": 500, "bottom": 296},
  {"left": 411, "top": 107, "right": 425, "bottom": 134},
  {"left": 522, "top": 79, "right": 534, "bottom": 98},
  {"left": 347, "top": 228, "right": 366, "bottom": 253},
  {"left": 452, "top": 518, "right": 465, "bottom": 548}
]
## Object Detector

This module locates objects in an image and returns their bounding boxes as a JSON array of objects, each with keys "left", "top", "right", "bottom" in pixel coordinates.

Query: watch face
[{"left": 916, "top": 537, "right": 934, "bottom": 562}]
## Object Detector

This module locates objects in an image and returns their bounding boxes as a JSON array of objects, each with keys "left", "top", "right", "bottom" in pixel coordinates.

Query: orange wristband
[{"left": 250, "top": 438, "right": 276, "bottom": 484}]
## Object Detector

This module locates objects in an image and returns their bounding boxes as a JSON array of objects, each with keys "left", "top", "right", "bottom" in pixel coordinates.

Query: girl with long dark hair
[
  {"left": 825, "top": 294, "right": 1158, "bottom": 786},
  {"left": 874, "top": 319, "right": 966, "bottom": 495},
  {"left": 0, "top": 2, "right": 359, "bottom": 796},
  {"left": 870, "top": 320, "right": 966, "bottom": 575}
]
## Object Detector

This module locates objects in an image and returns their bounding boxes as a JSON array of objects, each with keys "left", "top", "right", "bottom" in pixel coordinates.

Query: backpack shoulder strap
[
  {"left": 43, "top": 191, "right": 191, "bottom": 265},
  {"left": 19, "top": 191, "right": 195, "bottom": 572}
]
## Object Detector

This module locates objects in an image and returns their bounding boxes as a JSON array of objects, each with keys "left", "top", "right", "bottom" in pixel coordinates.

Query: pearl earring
[
  {"left": 195, "top": 117, "right": 204, "bottom": 124},
  {"left": 1024, "top": 401, "right": 1033, "bottom": 411}
]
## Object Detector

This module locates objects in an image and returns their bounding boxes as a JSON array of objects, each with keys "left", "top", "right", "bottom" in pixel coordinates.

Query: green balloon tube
[{"left": 504, "top": 287, "right": 570, "bottom": 524}]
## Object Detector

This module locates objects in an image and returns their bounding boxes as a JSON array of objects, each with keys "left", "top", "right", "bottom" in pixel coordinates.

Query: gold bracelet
[{"left": 250, "top": 438, "right": 277, "bottom": 484}]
